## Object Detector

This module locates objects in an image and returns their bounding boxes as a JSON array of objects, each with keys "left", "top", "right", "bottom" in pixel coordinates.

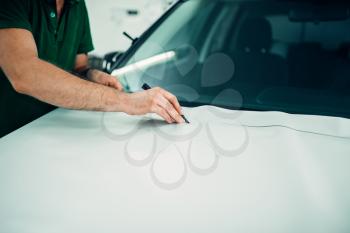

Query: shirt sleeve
[
  {"left": 77, "top": 1, "right": 94, "bottom": 54},
  {"left": 0, "top": 0, "right": 32, "bottom": 31}
]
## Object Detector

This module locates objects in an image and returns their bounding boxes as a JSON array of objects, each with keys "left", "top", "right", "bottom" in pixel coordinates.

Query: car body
[{"left": 0, "top": 0, "right": 350, "bottom": 232}]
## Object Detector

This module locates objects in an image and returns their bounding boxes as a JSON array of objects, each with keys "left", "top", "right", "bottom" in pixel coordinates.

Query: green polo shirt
[{"left": 0, "top": 0, "right": 94, "bottom": 137}]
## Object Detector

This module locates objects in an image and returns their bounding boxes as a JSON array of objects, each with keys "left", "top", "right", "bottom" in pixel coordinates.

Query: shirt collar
[{"left": 46, "top": 0, "right": 80, "bottom": 6}]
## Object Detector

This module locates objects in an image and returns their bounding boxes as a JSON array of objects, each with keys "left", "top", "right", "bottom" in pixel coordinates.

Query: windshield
[{"left": 113, "top": 0, "right": 350, "bottom": 119}]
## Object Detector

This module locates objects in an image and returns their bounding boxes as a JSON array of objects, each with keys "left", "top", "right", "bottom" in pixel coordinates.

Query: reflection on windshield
[{"left": 111, "top": 51, "right": 176, "bottom": 77}]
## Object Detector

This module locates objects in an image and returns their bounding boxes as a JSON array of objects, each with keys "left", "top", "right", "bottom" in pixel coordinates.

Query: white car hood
[{"left": 0, "top": 106, "right": 349, "bottom": 233}]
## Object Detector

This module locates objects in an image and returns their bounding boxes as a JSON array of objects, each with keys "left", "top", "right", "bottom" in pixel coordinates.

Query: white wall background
[{"left": 85, "top": 0, "right": 174, "bottom": 56}]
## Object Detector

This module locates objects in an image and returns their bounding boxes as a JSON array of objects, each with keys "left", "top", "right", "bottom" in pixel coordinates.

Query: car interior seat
[{"left": 230, "top": 17, "right": 288, "bottom": 89}]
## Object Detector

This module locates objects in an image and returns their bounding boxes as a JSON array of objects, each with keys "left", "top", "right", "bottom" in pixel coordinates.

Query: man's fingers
[
  {"left": 115, "top": 79, "right": 124, "bottom": 91},
  {"left": 153, "top": 106, "right": 173, "bottom": 124},
  {"left": 160, "top": 89, "right": 182, "bottom": 114},
  {"left": 108, "top": 77, "right": 123, "bottom": 91},
  {"left": 108, "top": 81, "right": 119, "bottom": 89},
  {"left": 158, "top": 96, "right": 184, "bottom": 123}
]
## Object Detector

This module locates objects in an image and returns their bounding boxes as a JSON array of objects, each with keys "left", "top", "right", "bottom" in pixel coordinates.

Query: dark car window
[{"left": 113, "top": 0, "right": 350, "bottom": 119}]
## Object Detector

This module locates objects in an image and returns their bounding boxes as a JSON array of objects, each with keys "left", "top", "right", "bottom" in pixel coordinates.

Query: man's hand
[
  {"left": 74, "top": 54, "right": 123, "bottom": 91},
  {"left": 123, "top": 87, "right": 185, "bottom": 124},
  {"left": 87, "top": 69, "right": 123, "bottom": 91}
]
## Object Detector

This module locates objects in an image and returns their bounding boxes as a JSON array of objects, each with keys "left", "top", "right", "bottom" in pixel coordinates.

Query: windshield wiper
[{"left": 123, "top": 31, "right": 138, "bottom": 44}]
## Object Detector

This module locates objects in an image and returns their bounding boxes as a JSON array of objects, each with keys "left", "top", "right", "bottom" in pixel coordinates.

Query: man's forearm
[{"left": 15, "top": 57, "right": 127, "bottom": 112}]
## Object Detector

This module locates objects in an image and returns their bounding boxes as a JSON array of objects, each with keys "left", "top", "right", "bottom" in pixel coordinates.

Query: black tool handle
[{"left": 142, "top": 83, "right": 151, "bottom": 90}]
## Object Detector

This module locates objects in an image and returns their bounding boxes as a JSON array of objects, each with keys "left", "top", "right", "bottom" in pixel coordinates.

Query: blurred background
[{"left": 85, "top": 0, "right": 175, "bottom": 56}]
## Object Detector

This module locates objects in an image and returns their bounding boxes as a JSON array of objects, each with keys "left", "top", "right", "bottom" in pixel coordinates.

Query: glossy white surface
[{"left": 0, "top": 106, "right": 350, "bottom": 233}]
